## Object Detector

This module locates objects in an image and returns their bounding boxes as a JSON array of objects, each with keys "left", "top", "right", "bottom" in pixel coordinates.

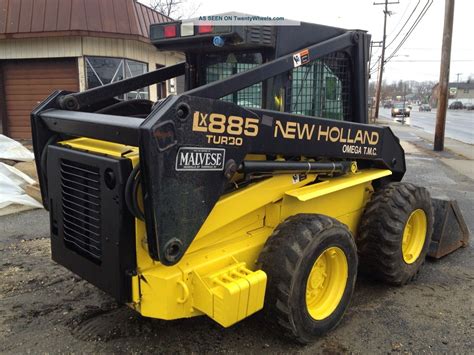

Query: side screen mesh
[
  {"left": 289, "top": 52, "right": 351, "bottom": 120},
  {"left": 204, "top": 53, "right": 263, "bottom": 108},
  {"left": 203, "top": 51, "right": 352, "bottom": 120}
]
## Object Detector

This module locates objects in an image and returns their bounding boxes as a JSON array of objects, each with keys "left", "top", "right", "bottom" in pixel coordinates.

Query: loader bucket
[{"left": 428, "top": 197, "right": 470, "bottom": 259}]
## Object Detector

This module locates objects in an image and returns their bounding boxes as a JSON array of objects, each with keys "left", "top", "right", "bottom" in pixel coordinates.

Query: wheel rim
[
  {"left": 402, "top": 209, "right": 427, "bottom": 264},
  {"left": 305, "top": 247, "right": 348, "bottom": 320}
]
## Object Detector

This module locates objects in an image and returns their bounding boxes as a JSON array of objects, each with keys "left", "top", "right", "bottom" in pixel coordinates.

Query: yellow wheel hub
[
  {"left": 305, "top": 247, "right": 348, "bottom": 320},
  {"left": 402, "top": 209, "right": 427, "bottom": 264}
]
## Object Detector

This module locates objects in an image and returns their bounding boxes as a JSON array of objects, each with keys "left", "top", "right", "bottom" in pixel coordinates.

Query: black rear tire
[
  {"left": 357, "top": 182, "right": 433, "bottom": 285},
  {"left": 258, "top": 214, "right": 357, "bottom": 344}
]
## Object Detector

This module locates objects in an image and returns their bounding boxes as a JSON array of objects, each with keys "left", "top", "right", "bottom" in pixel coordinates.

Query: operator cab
[{"left": 149, "top": 17, "right": 370, "bottom": 123}]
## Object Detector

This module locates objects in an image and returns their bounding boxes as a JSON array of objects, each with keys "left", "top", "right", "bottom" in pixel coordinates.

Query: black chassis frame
[{"left": 32, "top": 29, "right": 405, "bottom": 266}]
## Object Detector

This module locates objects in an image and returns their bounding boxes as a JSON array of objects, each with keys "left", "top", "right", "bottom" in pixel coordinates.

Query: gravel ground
[{"left": 1, "top": 140, "right": 473, "bottom": 353}]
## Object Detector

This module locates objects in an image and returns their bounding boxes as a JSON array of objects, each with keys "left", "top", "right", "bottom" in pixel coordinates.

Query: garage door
[{"left": 1, "top": 59, "right": 79, "bottom": 139}]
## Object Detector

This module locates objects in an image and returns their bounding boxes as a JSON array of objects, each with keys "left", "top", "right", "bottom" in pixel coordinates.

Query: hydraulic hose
[{"left": 125, "top": 164, "right": 145, "bottom": 221}]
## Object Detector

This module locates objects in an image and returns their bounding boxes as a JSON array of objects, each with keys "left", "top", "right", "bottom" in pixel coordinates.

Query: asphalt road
[{"left": 379, "top": 107, "right": 474, "bottom": 144}]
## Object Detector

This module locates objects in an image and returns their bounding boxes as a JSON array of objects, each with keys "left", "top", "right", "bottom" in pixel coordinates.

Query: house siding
[{"left": 0, "top": 36, "right": 184, "bottom": 100}]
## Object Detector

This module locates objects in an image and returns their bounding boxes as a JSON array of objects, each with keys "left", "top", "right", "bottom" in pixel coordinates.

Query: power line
[
  {"left": 373, "top": 0, "right": 400, "bottom": 119},
  {"left": 386, "top": 0, "right": 411, "bottom": 38},
  {"left": 369, "top": 41, "right": 383, "bottom": 72},
  {"left": 386, "top": 1, "right": 431, "bottom": 62},
  {"left": 370, "top": 57, "right": 381, "bottom": 72},
  {"left": 385, "top": 0, "right": 433, "bottom": 64},
  {"left": 389, "top": 59, "right": 474, "bottom": 62},
  {"left": 386, "top": 0, "right": 431, "bottom": 62},
  {"left": 386, "top": 0, "right": 421, "bottom": 49}
]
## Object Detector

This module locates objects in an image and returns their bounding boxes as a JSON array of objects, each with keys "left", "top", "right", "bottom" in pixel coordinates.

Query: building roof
[
  {"left": 448, "top": 82, "right": 474, "bottom": 90},
  {"left": 0, "top": 0, "right": 171, "bottom": 41},
  {"left": 432, "top": 81, "right": 474, "bottom": 91}
]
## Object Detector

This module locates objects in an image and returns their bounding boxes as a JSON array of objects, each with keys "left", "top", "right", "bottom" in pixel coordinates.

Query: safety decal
[
  {"left": 292, "top": 173, "right": 307, "bottom": 184},
  {"left": 293, "top": 49, "right": 309, "bottom": 67},
  {"left": 175, "top": 147, "right": 225, "bottom": 171}
]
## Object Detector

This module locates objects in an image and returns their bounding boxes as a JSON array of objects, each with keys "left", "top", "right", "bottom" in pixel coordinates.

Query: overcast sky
[{"left": 145, "top": 0, "right": 473, "bottom": 83}]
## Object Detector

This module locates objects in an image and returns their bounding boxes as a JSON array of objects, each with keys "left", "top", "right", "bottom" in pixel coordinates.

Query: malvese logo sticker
[{"left": 176, "top": 147, "right": 225, "bottom": 171}]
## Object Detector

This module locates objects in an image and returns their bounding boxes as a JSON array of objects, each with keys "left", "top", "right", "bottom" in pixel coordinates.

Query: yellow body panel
[
  {"left": 60, "top": 137, "right": 138, "bottom": 158},
  {"left": 59, "top": 138, "right": 392, "bottom": 327}
]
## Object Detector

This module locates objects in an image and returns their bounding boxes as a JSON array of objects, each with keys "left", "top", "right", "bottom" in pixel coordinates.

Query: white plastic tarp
[
  {"left": 0, "top": 163, "right": 43, "bottom": 209},
  {"left": 0, "top": 134, "right": 35, "bottom": 161}
]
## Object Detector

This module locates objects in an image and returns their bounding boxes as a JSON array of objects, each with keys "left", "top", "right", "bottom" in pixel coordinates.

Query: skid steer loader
[{"left": 31, "top": 18, "right": 469, "bottom": 343}]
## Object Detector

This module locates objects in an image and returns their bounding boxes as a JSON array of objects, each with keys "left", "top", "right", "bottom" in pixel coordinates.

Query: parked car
[
  {"left": 391, "top": 103, "right": 410, "bottom": 117},
  {"left": 449, "top": 101, "right": 464, "bottom": 110},
  {"left": 383, "top": 102, "right": 392, "bottom": 108},
  {"left": 464, "top": 103, "right": 474, "bottom": 110},
  {"left": 419, "top": 104, "right": 431, "bottom": 112}
]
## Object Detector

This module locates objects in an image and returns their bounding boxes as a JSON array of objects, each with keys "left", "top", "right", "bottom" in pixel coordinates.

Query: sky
[{"left": 144, "top": 0, "right": 473, "bottom": 84}]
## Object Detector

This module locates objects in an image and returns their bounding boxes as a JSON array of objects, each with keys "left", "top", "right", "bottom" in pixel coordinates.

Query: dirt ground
[{"left": 1, "top": 138, "right": 473, "bottom": 353}]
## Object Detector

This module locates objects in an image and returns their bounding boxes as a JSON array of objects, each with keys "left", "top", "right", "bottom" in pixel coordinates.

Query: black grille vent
[
  {"left": 248, "top": 26, "right": 274, "bottom": 45},
  {"left": 60, "top": 159, "right": 102, "bottom": 262}
]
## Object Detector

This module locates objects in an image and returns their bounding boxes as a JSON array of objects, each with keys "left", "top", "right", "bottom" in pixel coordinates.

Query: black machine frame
[{"left": 32, "top": 23, "right": 406, "bottom": 266}]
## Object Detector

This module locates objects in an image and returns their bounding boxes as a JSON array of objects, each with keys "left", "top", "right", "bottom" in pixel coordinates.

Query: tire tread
[{"left": 357, "top": 182, "right": 434, "bottom": 285}]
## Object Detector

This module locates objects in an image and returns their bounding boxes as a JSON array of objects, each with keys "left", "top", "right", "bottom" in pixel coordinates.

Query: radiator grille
[{"left": 60, "top": 159, "right": 102, "bottom": 262}]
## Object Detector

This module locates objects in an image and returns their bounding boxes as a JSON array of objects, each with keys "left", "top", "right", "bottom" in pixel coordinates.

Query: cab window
[
  {"left": 204, "top": 52, "right": 263, "bottom": 108},
  {"left": 290, "top": 52, "right": 351, "bottom": 120}
]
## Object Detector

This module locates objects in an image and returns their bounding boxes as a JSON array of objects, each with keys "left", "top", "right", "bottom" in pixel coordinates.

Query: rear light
[
  {"left": 181, "top": 22, "right": 194, "bottom": 36},
  {"left": 198, "top": 24, "right": 213, "bottom": 34},
  {"left": 150, "top": 23, "right": 178, "bottom": 40},
  {"left": 164, "top": 25, "right": 177, "bottom": 38},
  {"left": 150, "top": 22, "right": 230, "bottom": 41}
]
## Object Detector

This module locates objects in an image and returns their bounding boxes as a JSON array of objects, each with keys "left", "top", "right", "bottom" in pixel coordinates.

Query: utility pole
[
  {"left": 434, "top": 0, "right": 455, "bottom": 151},
  {"left": 368, "top": 41, "right": 383, "bottom": 83},
  {"left": 368, "top": 41, "right": 383, "bottom": 78},
  {"left": 368, "top": 41, "right": 383, "bottom": 122},
  {"left": 373, "top": 0, "right": 399, "bottom": 120},
  {"left": 456, "top": 73, "right": 462, "bottom": 82}
]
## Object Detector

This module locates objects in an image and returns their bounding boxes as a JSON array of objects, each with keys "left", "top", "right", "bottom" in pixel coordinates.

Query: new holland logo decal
[{"left": 175, "top": 147, "right": 226, "bottom": 171}]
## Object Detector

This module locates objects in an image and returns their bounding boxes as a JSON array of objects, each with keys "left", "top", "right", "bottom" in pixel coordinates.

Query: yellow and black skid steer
[{"left": 31, "top": 18, "right": 469, "bottom": 343}]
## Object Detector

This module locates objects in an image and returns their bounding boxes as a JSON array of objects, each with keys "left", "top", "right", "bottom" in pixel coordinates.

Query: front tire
[
  {"left": 258, "top": 214, "right": 357, "bottom": 344},
  {"left": 357, "top": 183, "right": 433, "bottom": 285}
]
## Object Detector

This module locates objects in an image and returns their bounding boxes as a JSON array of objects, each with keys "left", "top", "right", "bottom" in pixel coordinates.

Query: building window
[{"left": 85, "top": 56, "right": 149, "bottom": 100}]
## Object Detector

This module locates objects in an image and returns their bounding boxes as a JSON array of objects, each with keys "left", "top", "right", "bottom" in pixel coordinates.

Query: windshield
[{"left": 394, "top": 103, "right": 405, "bottom": 108}]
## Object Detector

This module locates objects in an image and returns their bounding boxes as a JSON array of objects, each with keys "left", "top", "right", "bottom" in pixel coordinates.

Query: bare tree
[{"left": 147, "top": 0, "right": 201, "bottom": 20}]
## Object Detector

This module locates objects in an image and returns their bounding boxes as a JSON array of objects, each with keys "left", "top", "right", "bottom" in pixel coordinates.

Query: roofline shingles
[
  {"left": 84, "top": 0, "right": 103, "bottom": 33},
  {"left": 135, "top": 3, "right": 148, "bottom": 37},
  {"left": 6, "top": 0, "right": 20, "bottom": 33},
  {"left": 56, "top": 0, "right": 72, "bottom": 31},
  {"left": 125, "top": 0, "right": 140, "bottom": 36},
  {"left": 146, "top": 6, "right": 155, "bottom": 36},
  {"left": 100, "top": 0, "right": 118, "bottom": 33},
  {"left": 0, "top": 0, "right": 169, "bottom": 40},
  {"left": 140, "top": 3, "right": 151, "bottom": 37},
  {"left": 18, "top": 0, "right": 33, "bottom": 33},
  {"left": 113, "top": 0, "right": 132, "bottom": 35},
  {"left": 43, "top": 0, "right": 60, "bottom": 32},
  {"left": 31, "top": 0, "right": 46, "bottom": 32},
  {"left": 0, "top": 0, "right": 7, "bottom": 33}
]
